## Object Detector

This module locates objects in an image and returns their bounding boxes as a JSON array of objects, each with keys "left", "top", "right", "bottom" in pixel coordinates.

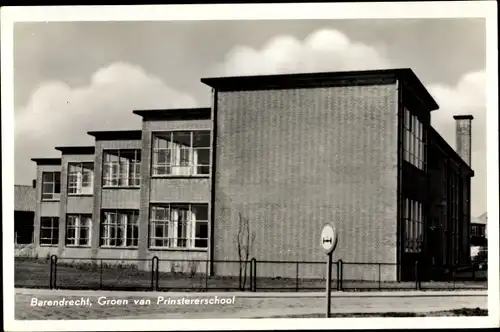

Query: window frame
[
  {"left": 41, "top": 172, "right": 61, "bottom": 201},
  {"left": 403, "top": 198, "right": 424, "bottom": 254},
  {"left": 151, "top": 131, "right": 211, "bottom": 178},
  {"left": 67, "top": 162, "right": 94, "bottom": 196},
  {"left": 65, "top": 214, "right": 92, "bottom": 247},
  {"left": 99, "top": 209, "right": 139, "bottom": 248},
  {"left": 40, "top": 217, "right": 59, "bottom": 246},
  {"left": 102, "top": 149, "right": 141, "bottom": 188},
  {"left": 403, "top": 108, "right": 426, "bottom": 171},
  {"left": 148, "top": 203, "right": 209, "bottom": 250}
]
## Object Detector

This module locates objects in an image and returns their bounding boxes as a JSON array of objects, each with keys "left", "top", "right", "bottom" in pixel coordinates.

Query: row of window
[
  {"left": 40, "top": 131, "right": 211, "bottom": 200},
  {"left": 403, "top": 108, "right": 426, "bottom": 170},
  {"left": 403, "top": 198, "right": 424, "bottom": 253},
  {"left": 39, "top": 204, "right": 209, "bottom": 249}
]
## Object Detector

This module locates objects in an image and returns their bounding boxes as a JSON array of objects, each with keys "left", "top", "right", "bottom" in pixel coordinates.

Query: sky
[{"left": 13, "top": 18, "right": 487, "bottom": 217}]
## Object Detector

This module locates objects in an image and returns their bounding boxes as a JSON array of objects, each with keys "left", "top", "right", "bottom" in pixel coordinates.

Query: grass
[
  {"left": 258, "top": 308, "right": 488, "bottom": 318},
  {"left": 15, "top": 259, "right": 488, "bottom": 292}
]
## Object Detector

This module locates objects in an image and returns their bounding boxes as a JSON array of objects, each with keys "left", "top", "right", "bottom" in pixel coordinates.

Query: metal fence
[{"left": 14, "top": 255, "right": 487, "bottom": 292}]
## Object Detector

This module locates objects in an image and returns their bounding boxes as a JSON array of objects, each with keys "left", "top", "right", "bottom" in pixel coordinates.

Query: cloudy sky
[{"left": 13, "top": 18, "right": 487, "bottom": 216}]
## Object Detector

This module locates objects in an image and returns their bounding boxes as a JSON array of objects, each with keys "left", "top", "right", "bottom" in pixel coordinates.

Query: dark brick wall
[{"left": 213, "top": 84, "right": 400, "bottom": 280}]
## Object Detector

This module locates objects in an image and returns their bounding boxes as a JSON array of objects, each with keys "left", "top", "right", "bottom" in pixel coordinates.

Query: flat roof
[
  {"left": 133, "top": 107, "right": 211, "bottom": 121},
  {"left": 87, "top": 130, "right": 142, "bottom": 141},
  {"left": 453, "top": 115, "right": 474, "bottom": 120},
  {"left": 201, "top": 68, "right": 439, "bottom": 111},
  {"left": 31, "top": 158, "right": 61, "bottom": 165},
  {"left": 55, "top": 146, "right": 95, "bottom": 155}
]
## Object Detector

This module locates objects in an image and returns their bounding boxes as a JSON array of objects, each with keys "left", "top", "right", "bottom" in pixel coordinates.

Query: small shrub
[
  {"left": 188, "top": 261, "right": 199, "bottom": 278},
  {"left": 170, "top": 262, "right": 181, "bottom": 274}
]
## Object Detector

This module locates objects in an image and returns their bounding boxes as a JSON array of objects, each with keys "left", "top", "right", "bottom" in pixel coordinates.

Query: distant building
[
  {"left": 26, "top": 68, "right": 474, "bottom": 281},
  {"left": 471, "top": 212, "right": 487, "bottom": 259},
  {"left": 14, "top": 184, "right": 36, "bottom": 244}
]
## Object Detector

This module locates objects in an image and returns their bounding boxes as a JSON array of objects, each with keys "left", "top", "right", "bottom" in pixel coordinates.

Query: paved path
[{"left": 15, "top": 288, "right": 487, "bottom": 320}]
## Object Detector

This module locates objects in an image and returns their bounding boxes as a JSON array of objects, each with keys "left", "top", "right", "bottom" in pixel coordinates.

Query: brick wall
[{"left": 213, "top": 84, "right": 400, "bottom": 281}]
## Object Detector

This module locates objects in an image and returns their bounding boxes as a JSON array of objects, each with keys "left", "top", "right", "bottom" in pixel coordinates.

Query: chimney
[
  {"left": 32, "top": 179, "right": 36, "bottom": 188},
  {"left": 453, "top": 115, "right": 474, "bottom": 167}
]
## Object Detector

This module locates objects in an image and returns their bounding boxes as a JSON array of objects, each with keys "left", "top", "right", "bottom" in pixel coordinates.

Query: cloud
[
  {"left": 212, "top": 29, "right": 390, "bottom": 76},
  {"left": 429, "top": 70, "right": 486, "bottom": 151},
  {"left": 15, "top": 62, "right": 197, "bottom": 184},
  {"left": 429, "top": 70, "right": 487, "bottom": 216}
]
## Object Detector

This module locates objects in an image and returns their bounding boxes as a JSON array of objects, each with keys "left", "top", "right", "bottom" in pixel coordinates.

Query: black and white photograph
[{"left": 2, "top": 2, "right": 499, "bottom": 331}]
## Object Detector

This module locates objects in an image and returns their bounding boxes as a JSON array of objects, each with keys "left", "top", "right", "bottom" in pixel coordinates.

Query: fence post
[
  {"left": 99, "top": 259, "right": 103, "bottom": 289},
  {"left": 49, "top": 255, "right": 57, "bottom": 289},
  {"left": 337, "top": 259, "right": 343, "bottom": 291},
  {"left": 151, "top": 256, "right": 159, "bottom": 291},
  {"left": 52, "top": 255, "right": 58, "bottom": 289},
  {"left": 296, "top": 261, "right": 299, "bottom": 292},
  {"left": 378, "top": 263, "right": 381, "bottom": 290},
  {"left": 205, "top": 260, "right": 209, "bottom": 292},
  {"left": 150, "top": 257, "right": 155, "bottom": 291},
  {"left": 155, "top": 257, "right": 160, "bottom": 291},
  {"left": 415, "top": 260, "right": 421, "bottom": 291},
  {"left": 253, "top": 258, "right": 257, "bottom": 292},
  {"left": 248, "top": 259, "right": 254, "bottom": 292}
]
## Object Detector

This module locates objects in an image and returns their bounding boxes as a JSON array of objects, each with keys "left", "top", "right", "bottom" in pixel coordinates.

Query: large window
[
  {"left": 149, "top": 204, "right": 208, "bottom": 249},
  {"left": 103, "top": 150, "right": 141, "bottom": 187},
  {"left": 403, "top": 108, "right": 425, "bottom": 170},
  {"left": 403, "top": 198, "right": 424, "bottom": 253},
  {"left": 41, "top": 172, "right": 61, "bottom": 200},
  {"left": 442, "top": 161, "right": 449, "bottom": 265},
  {"left": 100, "top": 210, "right": 139, "bottom": 248},
  {"left": 450, "top": 169, "right": 460, "bottom": 264},
  {"left": 40, "top": 217, "right": 59, "bottom": 246},
  {"left": 152, "top": 131, "right": 210, "bottom": 176},
  {"left": 65, "top": 214, "right": 92, "bottom": 247},
  {"left": 68, "top": 163, "right": 94, "bottom": 195}
]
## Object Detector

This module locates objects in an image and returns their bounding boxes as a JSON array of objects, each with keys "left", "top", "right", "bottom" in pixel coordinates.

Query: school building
[{"left": 27, "top": 68, "right": 474, "bottom": 281}]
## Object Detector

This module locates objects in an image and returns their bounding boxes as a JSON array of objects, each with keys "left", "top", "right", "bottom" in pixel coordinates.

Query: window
[
  {"left": 403, "top": 198, "right": 424, "bottom": 253},
  {"left": 472, "top": 225, "right": 485, "bottom": 237},
  {"left": 40, "top": 217, "right": 59, "bottom": 246},
  {"left": 450, "top": 170, "right": 461, "bottom": 264},
  {"left": 103, "top": 150, "right": 141, "bottom": 187},
  {"left": 66, "top": 214, "right": 92, "bottom": 247},
  {"left": 149, "top": 204, "right": 208, "bottom": 249},
  {"left": 68, "top": 163, "right": 94, "bottom": 195},
  {"left": 442, "top": 162, "right": 449, "bottom": 265},
  {"left": 100, "top": 210, "right": 139, "bottom": 247},
  {"left": 152, "top": 131, "right": 210, "bottom": 176},
  {"left": 403, "top": 108, "right": 425, "bottom": 170},
  {"left": 41, "top": 172, "right": 61, "bottom": 200}
]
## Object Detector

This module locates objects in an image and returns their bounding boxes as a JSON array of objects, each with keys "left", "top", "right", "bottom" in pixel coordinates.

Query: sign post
[{"left": 320, "top": 223, "right": 338, "bottom": 318}]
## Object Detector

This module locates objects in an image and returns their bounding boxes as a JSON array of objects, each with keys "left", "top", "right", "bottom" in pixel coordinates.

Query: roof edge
[
  {"left": 133, "top": 107, "right": 211, "bottom": 120},
  {"left": 429, "top": 127, "right": 474, "bottom": 176},
  {"left": 54, "top": 146, "right": 95, "bottom": 155},
  {"left": 453, "top": 115, "right": 474, "bottom": 120},
  {"left": 201, "top": 68, "right": 439, "bottom": 112},
  {"left": 31, "top": 158, "right": 62, "bottom": 165},
  {"left": 87, "top": 130, "right": 143, "bottom": 141}
]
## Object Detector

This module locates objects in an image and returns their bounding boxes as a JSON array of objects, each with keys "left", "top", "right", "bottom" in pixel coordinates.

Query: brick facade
[{"left": 212, "top": 85, "right": 400, "bottom": 280}]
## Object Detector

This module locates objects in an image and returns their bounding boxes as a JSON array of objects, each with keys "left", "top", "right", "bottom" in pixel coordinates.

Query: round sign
[{"left": 320, "top": 223, "right": 338, "bottom": 254}]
